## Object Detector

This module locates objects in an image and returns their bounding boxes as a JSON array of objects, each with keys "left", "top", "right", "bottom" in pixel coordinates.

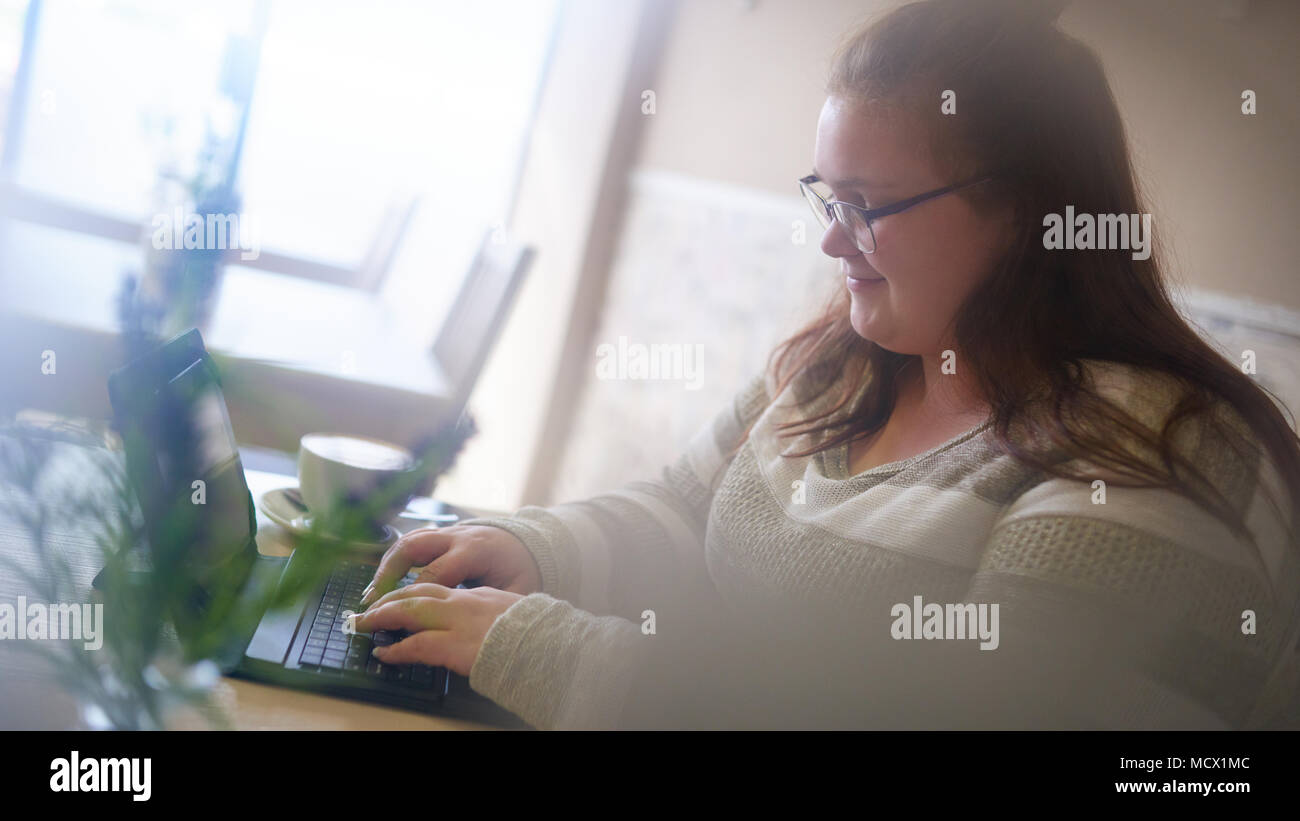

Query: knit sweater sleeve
[
  {"left": 926, "top": 360, "right": 1298, "bottom": 729},
  {"left": 617, "top": 367, "right": 1300, "bottom": 730},
  {"left": 457, "top": 372, "right": 770, "bottom": 618},
  {"left": 949, "top": 462, "right": 1300, "bottom": 729},
  {"left": 606, "top": 443, "right": 1300, "bottom": 731},
  {"left": 958, "top": 363, "right": 1300, "bottom": 729},
  {"left": 464, "top": 363, "right": 1300, "bottom": 729},
  {"left": 459, "top": 372, "right": 773, "bottom": 728}
]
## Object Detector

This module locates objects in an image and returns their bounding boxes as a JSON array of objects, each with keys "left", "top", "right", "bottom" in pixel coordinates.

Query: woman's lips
[{"left": 845, "top": 272, "right": 885, "bottom": 291}]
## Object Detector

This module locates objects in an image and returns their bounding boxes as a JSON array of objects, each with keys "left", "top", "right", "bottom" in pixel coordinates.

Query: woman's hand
[
  {"left": 361, "top": 524, "right": 542, "bottom": 607},
  {"left": 351, "top": 583, "right": 525, "bottom": 677}
]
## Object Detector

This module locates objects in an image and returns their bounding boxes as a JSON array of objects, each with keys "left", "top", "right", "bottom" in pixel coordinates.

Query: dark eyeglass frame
[{"left": 799, "top": 173, "right": 995, "bottom": 254}]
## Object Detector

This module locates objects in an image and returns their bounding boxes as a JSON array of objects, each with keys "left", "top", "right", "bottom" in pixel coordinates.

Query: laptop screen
[
  {"left": 153, "top": 357, "right": 252, "bottom": 562},
  {"left": 110, "top": 330, "right": 258, "bottom": 578}
]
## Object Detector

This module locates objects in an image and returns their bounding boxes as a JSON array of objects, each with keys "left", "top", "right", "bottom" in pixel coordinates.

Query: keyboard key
[{"left": 296, "top": 563, "right": 461, "bottom": 689}]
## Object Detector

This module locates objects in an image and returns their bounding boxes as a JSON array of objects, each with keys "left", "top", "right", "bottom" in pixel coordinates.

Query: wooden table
[{"left": 0, "top": 432, "right": 501, "bottom": 730}]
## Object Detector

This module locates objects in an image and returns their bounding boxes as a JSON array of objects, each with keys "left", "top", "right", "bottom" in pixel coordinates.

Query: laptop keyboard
[{"left": 296, "top": 560, "right": 445, "bottom": 692}]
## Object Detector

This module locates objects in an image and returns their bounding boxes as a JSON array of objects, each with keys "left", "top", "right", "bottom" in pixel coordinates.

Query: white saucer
[{"left": 257, "top": 487, "right": 401, "bottom": 550}]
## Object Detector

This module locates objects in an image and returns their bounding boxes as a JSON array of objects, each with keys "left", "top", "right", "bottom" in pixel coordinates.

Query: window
[
  {"left": 6, "top": 0, "right": 253, "bottom": 216},
  {"left": 2, "top": 0, "right": 557, "bottom": 352}
]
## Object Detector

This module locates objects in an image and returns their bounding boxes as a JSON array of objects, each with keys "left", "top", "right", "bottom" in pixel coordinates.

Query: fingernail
[{"left": 342, "top": 611, "right": 359, "bottom": 635}]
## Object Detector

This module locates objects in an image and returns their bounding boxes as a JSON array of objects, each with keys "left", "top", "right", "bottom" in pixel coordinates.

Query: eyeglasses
[{"left": 799, "top": 174, "right": 995, "bottom": 254}]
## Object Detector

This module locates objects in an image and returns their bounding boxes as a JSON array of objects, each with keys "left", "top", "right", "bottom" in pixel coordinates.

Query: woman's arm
[
  {"left": 457, "top": 371, "right": 772, "bottom": 620},
  {"left": 464, "top": 368, "right": 1299, "bottom": 730},
  {"left": 450, "top": 372, "right": 775, "bottom": 728},
  {"left": 610, "top": 455, "right": 1300, "bottom": 730}
]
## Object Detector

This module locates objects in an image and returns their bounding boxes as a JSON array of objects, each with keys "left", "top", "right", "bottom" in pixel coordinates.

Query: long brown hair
[{"left": 760, "top": 0, "right": 1300, "bottom": 585}]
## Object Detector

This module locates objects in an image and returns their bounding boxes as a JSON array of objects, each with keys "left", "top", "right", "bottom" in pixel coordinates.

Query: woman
[{"left": 353, "top": 0, "right": 1300, "bottom": 729}]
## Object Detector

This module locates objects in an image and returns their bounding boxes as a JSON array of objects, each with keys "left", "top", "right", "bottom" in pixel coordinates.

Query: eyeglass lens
[{"left": 802, "top": 181, "right": 875, "bottom": 253}]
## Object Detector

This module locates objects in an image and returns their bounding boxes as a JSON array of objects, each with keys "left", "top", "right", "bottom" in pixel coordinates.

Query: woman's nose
[{"left": 819, "top": 218, "right": 860, "bottom": 258}]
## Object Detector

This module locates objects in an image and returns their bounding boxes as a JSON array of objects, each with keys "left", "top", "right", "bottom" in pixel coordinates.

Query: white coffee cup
[{"left": 296, "top": 433, "right": 420, "bottom": 532}]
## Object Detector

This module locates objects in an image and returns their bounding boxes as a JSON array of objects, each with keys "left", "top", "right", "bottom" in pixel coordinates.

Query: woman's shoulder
[
  {"left": 1074, "top": 357, "right": 1270, "bottom": 470},
  {"left": 1015, "top": 357, "right": 1296, "bottom": 585},
  {"left": 1076, "top": 356, "right": 1278, "bottom": 431},
  {"left": 1077, "top": 357, "right": 1201, "bottom": 425}
]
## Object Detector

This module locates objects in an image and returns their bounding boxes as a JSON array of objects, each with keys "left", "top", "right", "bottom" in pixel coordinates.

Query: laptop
[{"left": 100, "top": 328, "right": 528, "bottom": 728}]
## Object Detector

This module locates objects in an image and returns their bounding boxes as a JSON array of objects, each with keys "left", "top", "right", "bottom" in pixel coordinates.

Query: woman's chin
[{"left": 849, "top": 307, "right": 888, "bottom": 344}]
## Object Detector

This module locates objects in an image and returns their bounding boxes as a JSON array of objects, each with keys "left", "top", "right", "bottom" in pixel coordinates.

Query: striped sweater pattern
[{"left": 460, "top": 359, "right": 1300, "bottom": 729}]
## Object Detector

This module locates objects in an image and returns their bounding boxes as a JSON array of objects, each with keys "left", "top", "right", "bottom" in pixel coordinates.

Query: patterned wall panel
[{"left": 550, "top": 170, "right": 832, "bottom": 501}]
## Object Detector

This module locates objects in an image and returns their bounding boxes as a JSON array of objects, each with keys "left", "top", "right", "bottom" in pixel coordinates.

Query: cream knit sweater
[{"left": 460, "top": 359, "right": 1300, "bottom": 729}]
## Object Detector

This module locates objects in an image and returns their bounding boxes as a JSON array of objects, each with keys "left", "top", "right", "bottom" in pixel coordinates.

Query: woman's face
[{"left": 812, "top": 96, "right": 1012, "bottom": 355}]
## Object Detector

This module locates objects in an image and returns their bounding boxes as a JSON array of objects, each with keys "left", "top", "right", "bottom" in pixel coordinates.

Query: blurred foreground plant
[{"left": 0, "top": 305, "right": 476, "bottom": 729}]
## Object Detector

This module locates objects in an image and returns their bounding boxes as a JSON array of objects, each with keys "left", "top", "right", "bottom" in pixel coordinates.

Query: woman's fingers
[
  {"left": 368, "top": 582, "right": 453, "bottom": 610},
  {"left": 347, "top": 585, "right": 520, "bottom": 677},
  {"left": 372, "top": 631, "right": 449, "bottom": 667},
  {"left": 353, "top": 593, "right": 448, "bottom": 634},
  {"left": 409, "top": 550, "right": 473, "bottom": 589},
  {"left": 363, "top": 528, "right": 456, "bottom": 605}
]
